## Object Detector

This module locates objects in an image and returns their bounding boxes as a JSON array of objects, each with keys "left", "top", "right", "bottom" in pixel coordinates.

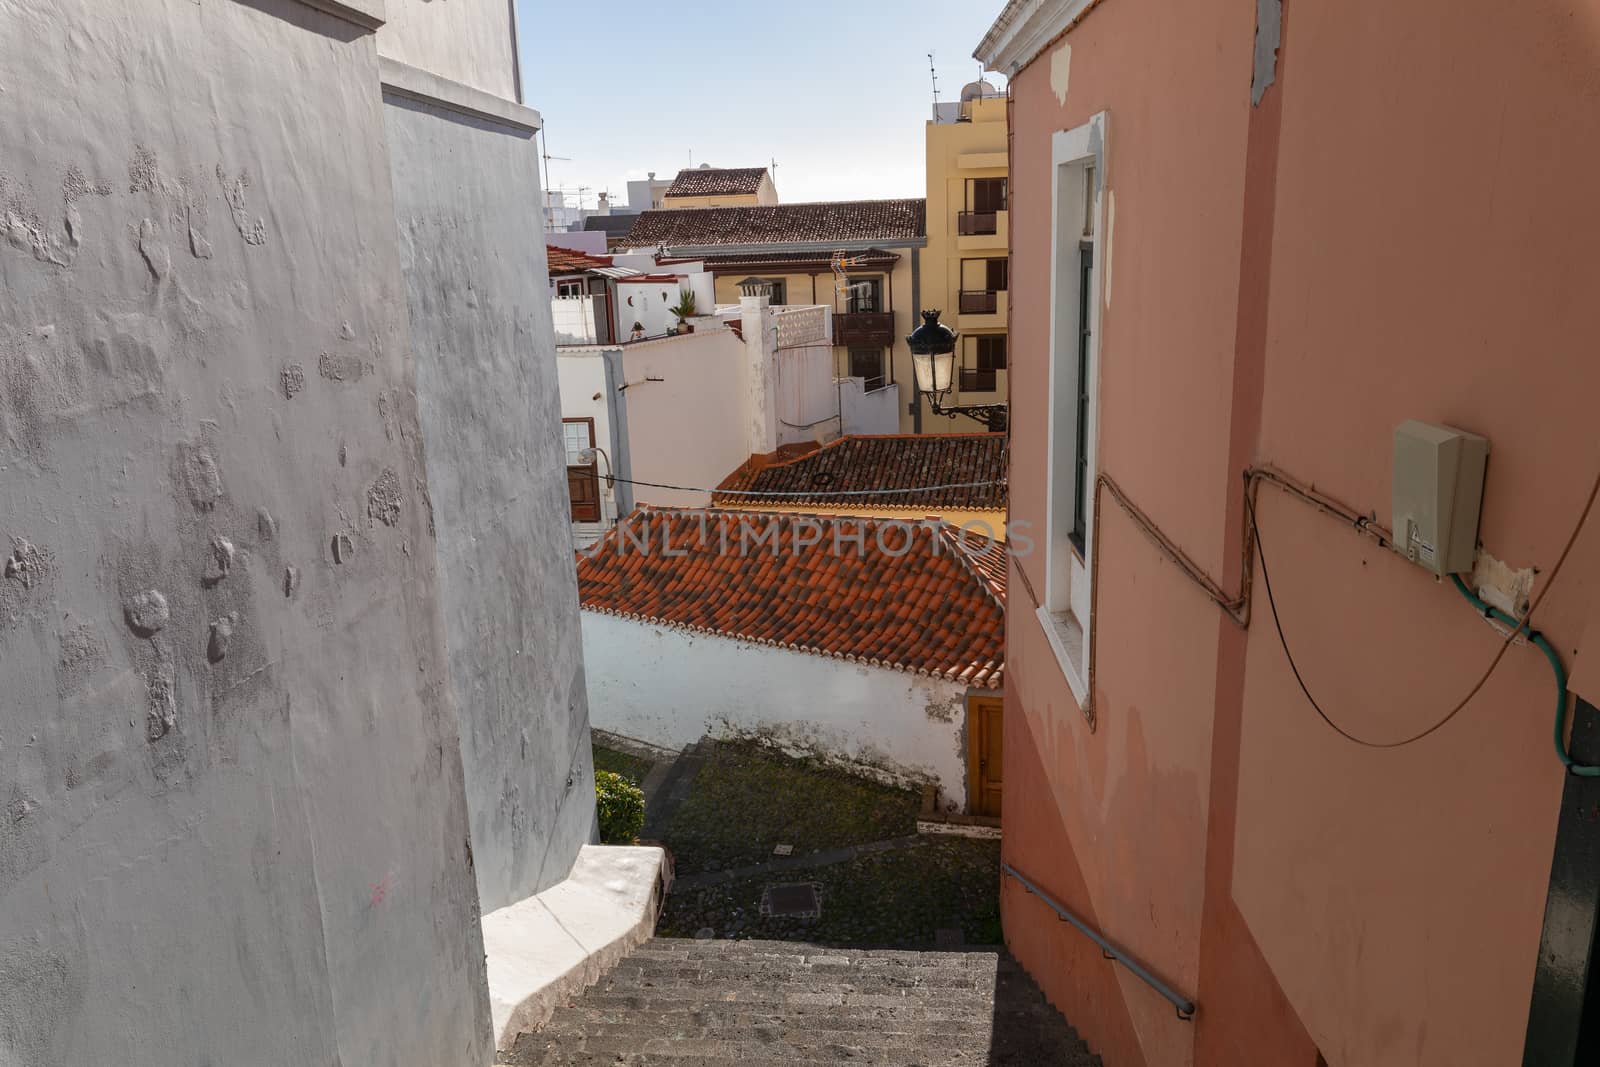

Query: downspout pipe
[{"left": 910, "top": 246, "right": 923, "bottom": 432}]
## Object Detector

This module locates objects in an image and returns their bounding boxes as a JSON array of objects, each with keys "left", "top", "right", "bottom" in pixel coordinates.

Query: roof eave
[{"left": 974, "top": 0, "right": 1100, "bottom": 76}]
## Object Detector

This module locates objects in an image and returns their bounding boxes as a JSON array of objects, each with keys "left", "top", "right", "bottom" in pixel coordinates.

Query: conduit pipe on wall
[{"left": 1016, "top": 461, "right": 1600, "bottom": 773}]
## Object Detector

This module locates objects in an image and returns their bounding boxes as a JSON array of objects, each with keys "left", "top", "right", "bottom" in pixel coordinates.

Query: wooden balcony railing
[
  {"left": 959, "top": 290, "right": 999, "bottom": 315},
  {"left": 833, "top": 310, "right": 895, "bottom": 346},
  {"left": 958, "top": 211, "right": 999, "bottom": 236},
  {"left": 960, "top": 368, "right": 999, "bottom": 393}
]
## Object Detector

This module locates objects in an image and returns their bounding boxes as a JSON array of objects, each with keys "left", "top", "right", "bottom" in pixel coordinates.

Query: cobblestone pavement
[{"left": 642, "top": 741, "right": 1002, "bottom": 949}]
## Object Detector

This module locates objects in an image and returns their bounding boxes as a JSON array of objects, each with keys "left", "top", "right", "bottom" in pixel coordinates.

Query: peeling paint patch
[
  {"left": 924, "top": 696, "right": 961, "bottom": 724},
  {"left": 123, "top": 589, "right": 170, "bottom": 637},
  {"left": 4, "top": 538, "right": 49, "bottom": 590},
  {"left": 137, "top": 218, "right": 170, "bottom": 280},
  {"left": 367, "top": 469, "right": 402, "bottom": 526},
  {"left": 217, "top": 163, "right": 266, "bottom": 246},
  {"left": 1252, "top": 0, "right": 1282, "bottom": 106},
  {"left": 178, "top": 444, "right": 223, "bottom": 510},
  {"left": 146, "top": 666, "right": 176, "bottom": 741},
  {"left": 1471, "top": 551, "right": 1535, "bottom": 618},
  {"left": 1050, "top": 41, "right": 1072, "bottom": 107},
  {"left": 3, "top": 208, "right": 77, "bottom": 267},
  {"left": 62, "top": 164, "right": 112, "bottom": 202},
  {"left": 318, "top": 352, "right": 366, "bottom": 382},
  {"left": 280, "top": 362, "right": 306, "bottom": 398},
  {"left": 56, "top": 623, "right": 108, "bottom": 698}
]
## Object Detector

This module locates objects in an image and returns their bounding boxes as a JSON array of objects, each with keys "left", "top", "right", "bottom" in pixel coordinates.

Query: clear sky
[{"left": 515, "top": 0, "right": 1008, "bottom": 209}]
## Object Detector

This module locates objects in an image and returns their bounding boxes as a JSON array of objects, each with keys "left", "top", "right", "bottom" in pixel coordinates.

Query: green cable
[{"left": 1450, "top": 574, "right": 1600, "bottom": 777}]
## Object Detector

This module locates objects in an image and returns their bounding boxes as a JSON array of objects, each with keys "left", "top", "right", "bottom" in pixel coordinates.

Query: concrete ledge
[
  {"left": 378, "top": 57, "right": 541, "bottom": 134},
  {"left": 482, "top": 844, "right": 666, "bottom": 1050},
  {"left": 289, "top": 0, "right": 385, "bottom": 31},
  {"left": 917, "top": 815, "right": 1002, "bottom": 840}
]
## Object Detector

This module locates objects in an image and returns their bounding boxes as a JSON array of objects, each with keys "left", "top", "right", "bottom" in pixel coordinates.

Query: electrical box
[{"left": 1392, "top": 420, "right": 1489, "bottom": 576}]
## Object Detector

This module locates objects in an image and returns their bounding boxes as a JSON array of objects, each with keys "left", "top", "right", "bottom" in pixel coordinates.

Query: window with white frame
[{"left": 1039, "top": 113, "right": 1107, "bottom": 708}]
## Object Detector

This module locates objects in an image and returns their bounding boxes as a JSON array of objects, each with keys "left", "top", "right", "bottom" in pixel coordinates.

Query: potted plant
[
  {"left": 629, "top": 320, "right": 645, "bottom": 341},
  {"left": 668, "top": 289, "right": 697, "bottom": 334}
]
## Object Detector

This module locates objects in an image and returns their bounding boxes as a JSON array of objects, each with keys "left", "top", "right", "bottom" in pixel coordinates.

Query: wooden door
[
  {"left": 562, "top": 417, "right": 601, "bottom": 522},
  {"left": 968, "top": 696, "right": 1003, "bottom": 817}
]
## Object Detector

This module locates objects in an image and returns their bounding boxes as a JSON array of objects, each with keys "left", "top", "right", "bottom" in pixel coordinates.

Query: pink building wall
[{"left": 996, "top": 1, "right": 1600, "bottom": 1064}]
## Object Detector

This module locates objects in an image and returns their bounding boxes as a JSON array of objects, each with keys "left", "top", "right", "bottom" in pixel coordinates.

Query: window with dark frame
[
  {"left": 960, "top": 258, "right": 1009, "bottom": 314},
  {"left": 1070, "top": 241, "right": 1093, "bottom": 553},
  {"left": 959, "top": 177, "right": 1008, "bottom": 235},
  {"left": 960, "top": 335, "right": 1007, "bottom": 393},
  {"left": 986, "top": 257, "right": 1009, "bottom": 291},
  {"left": 845, "top": 276, "right": 883, "bottom": 313},
  {"left": 848, "top": 347, "right": 886, "bottom": 390},
  {"left": 969, "top": 177, "right": 1008, "bottom": 213},
  {"left": 759, "top": 277, "right": 787, "bottom": 305}
]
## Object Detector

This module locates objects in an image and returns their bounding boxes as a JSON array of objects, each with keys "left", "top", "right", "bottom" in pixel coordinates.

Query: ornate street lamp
[{"left": 907, "top": 310, "right": 1008, "bottom": 432}]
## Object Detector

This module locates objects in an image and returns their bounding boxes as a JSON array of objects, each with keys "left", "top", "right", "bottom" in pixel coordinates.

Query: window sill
[{"left": 1035, "top": 605, "right": 1090, "bottom": 709}]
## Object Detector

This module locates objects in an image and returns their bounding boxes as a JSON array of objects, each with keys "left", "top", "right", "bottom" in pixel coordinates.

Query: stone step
[
  {"left": 523, "top": 1034, "right": 1098, "bottom": 1067},
  {"left": 517, "top": 937, "right": 1104, "bottom": 1067},
  {"left": 537, "top": 1016, "right": 1095, "bottom": 1055},
  {"left": 596, "top": 969, "right": 1034, "bottom": 995}
]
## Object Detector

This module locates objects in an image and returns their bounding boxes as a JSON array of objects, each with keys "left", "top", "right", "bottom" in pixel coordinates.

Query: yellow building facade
[{"left": 922, "top": 85, "right": 1010, "bottom": 429}]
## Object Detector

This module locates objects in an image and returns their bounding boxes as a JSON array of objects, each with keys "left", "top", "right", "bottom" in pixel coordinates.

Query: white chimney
[{"left": 740, "top": 291, "right": 778, "bottom": 456}]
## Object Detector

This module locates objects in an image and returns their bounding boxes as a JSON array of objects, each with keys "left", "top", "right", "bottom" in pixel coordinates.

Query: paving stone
[{"left": 508, "top": 938, "right": 1103, "bottom": 1067}]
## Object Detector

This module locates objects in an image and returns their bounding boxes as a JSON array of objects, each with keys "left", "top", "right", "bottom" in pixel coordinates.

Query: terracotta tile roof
[
  {"left": 546, "top": 245, "right": 614, "bottom": 274},
  {"left": 713, "top": 434, "right": 1008, "bottom": 511},
  {"left": 584, "top": 215, "right": 638, "bottom": 237},
  {"left": 576, "top": 507, "right": 1005, "bottom": 688},
  {"left": 665, "top": 167, "right": 770, "bottom": 198},
  {"left": 692, "top": 249, "right": 901, "bottom": 274},
  {"left": 621, "top": 200, "right": 926, "bottom": 249}
]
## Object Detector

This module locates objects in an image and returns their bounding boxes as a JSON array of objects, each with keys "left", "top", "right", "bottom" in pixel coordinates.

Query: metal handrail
[{"left": 1001, "top": 862, "right": 1196, "bottom": 1020}]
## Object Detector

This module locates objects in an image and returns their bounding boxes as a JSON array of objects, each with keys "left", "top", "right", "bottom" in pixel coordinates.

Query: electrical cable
[
  {"left": 1247, "top": 462, "right": 1600, "bottom": 765},
  {"left": 611, "top": 475, "right": 1006, "bottom": 499},
  {"left": 1451, "top": 573, "right": 1600, "bottom": 777}
]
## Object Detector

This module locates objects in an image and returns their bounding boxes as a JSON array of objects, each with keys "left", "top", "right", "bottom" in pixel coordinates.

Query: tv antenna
[
  {"left": 538, "top": 127, "right": 571, "bottom": 220},
  {"left": 928, "top": 53, "right": 939, "bottom": 108}
]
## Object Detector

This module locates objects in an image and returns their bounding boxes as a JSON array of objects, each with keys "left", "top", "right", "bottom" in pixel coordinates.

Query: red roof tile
[
  {"left": 690, "top": 249, "right": 902, "bottom": 274},
  {"left": 665, "top": 167, "right": 771, "bottom": 198},
  {"left": 546, "top": 245, "right": 614, "bottom": 274},
  {"left": 713, "top": 434, "right": 1008, "bottom": 511},
  {"left": 576, "top": 508, "right": 1005, "bottom": 688},
  {"left": 621, "top": 200, "right": 926, "bottom": 249}
]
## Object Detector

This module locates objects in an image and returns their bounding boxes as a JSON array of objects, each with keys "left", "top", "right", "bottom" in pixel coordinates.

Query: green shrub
[{"left": 595, "top": 770, "right": 645, "bottom": 844}]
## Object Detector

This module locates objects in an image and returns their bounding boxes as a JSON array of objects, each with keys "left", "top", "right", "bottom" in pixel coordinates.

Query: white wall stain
[{"left": 1050, "top": 41, "right": 1072, "bottom": 107}]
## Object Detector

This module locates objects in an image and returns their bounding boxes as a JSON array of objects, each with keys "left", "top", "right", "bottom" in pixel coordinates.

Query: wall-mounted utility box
[{"left": 1392, "top": 420, "right": 1489, "bottom": 576}]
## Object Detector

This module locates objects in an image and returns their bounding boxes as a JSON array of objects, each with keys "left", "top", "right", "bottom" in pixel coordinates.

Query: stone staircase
[{"left": 499, "top": 937, "right": 1102, "bottom": 1066}]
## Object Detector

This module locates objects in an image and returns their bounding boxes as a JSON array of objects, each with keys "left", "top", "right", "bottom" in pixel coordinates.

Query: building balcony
[
  {"left": 958, "top": 211, "right": 999, "bottom": 236},
  {"left": 957, "top": 210, "right": 1008, "bottom": 251},
  {"left": 959, "top": 367, "right": 1007, "bottom": 396},
  {"left": 959, "top": 289, "right": 998, "bottom": 314},
  {"left": 956, "top": 291, "right": 1007, "bottom": 330},
  {"left": 833, "top": 310, "right": 895, "bottom": 346}
]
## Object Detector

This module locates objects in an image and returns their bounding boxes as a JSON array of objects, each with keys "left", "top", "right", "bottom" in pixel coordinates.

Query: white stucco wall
[
  {"left": 581, "top": 612, "right": 972, "bottom": 806},
  {"left": 776, "top": 338, "right": 840, "bottom": 444},
  {"left": 615, "top": 330, "right": 748, "bottom": 509},
  {"left": 377, "top": 0, "right": 519, "bottom": 102},
  {"left": 552, "top": 296, "right": 600, "bottom": 345},
  {"left": 840, "top": 376, "right": 901, "bottom": 435},
  {"left": 556, "top": 350, "right": 621, "bottom": 544}
]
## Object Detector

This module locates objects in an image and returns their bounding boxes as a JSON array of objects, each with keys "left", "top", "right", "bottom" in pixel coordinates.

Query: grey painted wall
[
  {"left": 0, "top": 1, "right": 490, "bottom": 1064},
  {"left": 381, "top": 91, "right": 597, "bottom": 911}
]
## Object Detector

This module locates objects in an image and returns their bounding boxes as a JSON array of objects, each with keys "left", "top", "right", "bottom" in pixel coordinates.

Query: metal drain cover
[{"left": 761, "top": 882, "right": 821, "bottom": 919}]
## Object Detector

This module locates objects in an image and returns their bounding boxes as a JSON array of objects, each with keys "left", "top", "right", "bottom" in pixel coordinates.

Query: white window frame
[{"left": 1038, "top": 112, "right": 1108, "bottom": 708}]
